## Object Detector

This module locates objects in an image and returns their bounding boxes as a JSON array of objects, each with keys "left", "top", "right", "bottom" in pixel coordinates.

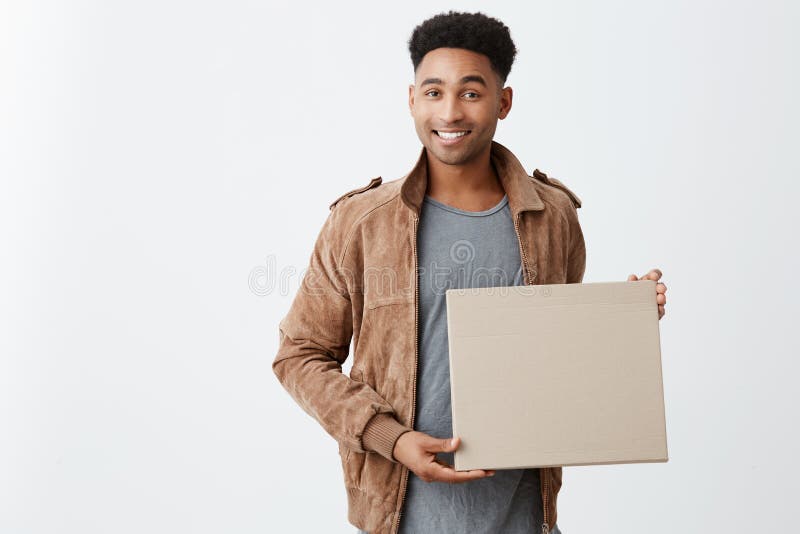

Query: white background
[{"left": 2, "top": 1, "right": 798, "bottom": 532}]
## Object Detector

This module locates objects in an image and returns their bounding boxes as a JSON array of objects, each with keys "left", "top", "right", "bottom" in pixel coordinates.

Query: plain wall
[{"left": 2, "top": 0, "right": 798, "bottom": 532}]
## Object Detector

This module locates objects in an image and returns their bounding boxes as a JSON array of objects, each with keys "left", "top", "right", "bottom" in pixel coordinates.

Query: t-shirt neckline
[{"left": 423, "top": 194, "right": 509, "bottom": 217}]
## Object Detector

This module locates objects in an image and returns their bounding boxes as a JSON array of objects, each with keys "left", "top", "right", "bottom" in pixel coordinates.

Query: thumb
[
  {"left": 442, "top": 436, "right": 460, "bottom": 452},
  {"left": 424, "top": 435, "right": 460, "bottom": 452}
]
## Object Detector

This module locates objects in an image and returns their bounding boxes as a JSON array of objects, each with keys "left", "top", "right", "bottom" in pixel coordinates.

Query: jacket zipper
[
  {"left": 513, "top": 212, "right": 532, "bottom": 287},
  {"left": 393, "top": 214, "right": 419, "bottom": 534},
  {"left": 514, "top": 212, "right": 551, "bottom": 534}
]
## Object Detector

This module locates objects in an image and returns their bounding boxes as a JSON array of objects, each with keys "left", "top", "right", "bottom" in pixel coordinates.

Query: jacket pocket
[
  {"left": 366, "top": 295, "right": 413, "bottom": 310},
  {"left": 339, "top": 442, "right": 365, "bottom": 490},
  {"left": 337, "top": 442, "right": 354, "bottom": 486}
]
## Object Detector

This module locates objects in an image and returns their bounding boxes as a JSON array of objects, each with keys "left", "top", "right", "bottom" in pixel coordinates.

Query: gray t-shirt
[{"left": 358, "top": 193, "right": 561, "bottom": 534}]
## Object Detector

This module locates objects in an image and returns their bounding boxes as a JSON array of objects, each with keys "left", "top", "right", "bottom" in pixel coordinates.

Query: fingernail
[{"left": 450, "top": 438, "right": 456, "bottom": 447}]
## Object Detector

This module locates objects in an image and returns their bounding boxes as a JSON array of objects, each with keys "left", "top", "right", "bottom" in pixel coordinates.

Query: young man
[{"left": 273, "top": 11, "right": 667, "bottom": 534}]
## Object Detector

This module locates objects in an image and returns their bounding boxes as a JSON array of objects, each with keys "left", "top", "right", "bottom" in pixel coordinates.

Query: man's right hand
[{"left": 392, "top": 431, "right": 496, "bottom": 483}]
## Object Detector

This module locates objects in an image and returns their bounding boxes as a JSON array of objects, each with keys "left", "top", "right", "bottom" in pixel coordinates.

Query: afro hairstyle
[{"left": 408, "top": 11, "right": 517, "bottom": 85}]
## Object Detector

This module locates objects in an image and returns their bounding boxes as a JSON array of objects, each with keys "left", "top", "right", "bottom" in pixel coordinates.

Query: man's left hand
[{"left": 627, "top": 268, "right": 667, "bottom": 320}]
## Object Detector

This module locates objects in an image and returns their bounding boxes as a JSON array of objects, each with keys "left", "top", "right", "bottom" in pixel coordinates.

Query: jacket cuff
[{"left": 361, "top": 413, "right": 413, "bottom": 462}]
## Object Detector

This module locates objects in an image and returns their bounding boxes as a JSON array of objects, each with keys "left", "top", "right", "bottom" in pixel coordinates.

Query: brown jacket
[{"left": 273, "top": 140, "right": 586, "bottom": 533}]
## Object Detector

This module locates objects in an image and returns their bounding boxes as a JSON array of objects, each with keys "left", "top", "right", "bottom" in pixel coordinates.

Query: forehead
[{"left": 415, "top": 47, "right": 496, "bottom": 83}]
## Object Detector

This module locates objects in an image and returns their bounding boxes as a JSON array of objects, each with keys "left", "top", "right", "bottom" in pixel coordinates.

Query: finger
[
  {"left": 627, "top": 274, "right": 638, "bottom": 281},
  {"left": 644, "top": 268, "right": 662, "bottom": 281},
  {"left": 431, "top": 457, "right": 496, "bottom": 476},
  {"left": 656, "top": 282, "right": 667, "bottom": 294},
  {"left": 658, "top": 304, "right": 665, "bottom": 318},
  {"left": 431, "top": 456, "right": 497, "bottom": 478},
  {"left": 427, "top": 462, "right": 494, "bottom": 483},
  {"left": 656, "top": 293, "right": 666, "bottom": 305}
]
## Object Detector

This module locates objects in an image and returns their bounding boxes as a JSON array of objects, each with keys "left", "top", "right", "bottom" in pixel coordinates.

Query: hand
[
  {"left": 627, "top": 268, "right": 667, "bottom": 320},
  {"left": 392, "top": 431, "right": 496, "bottom": 483}
]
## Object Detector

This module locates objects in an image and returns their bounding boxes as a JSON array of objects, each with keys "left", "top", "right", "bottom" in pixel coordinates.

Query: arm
[
  {"left": 272, "top": 207, "right": 411, "bottom": 458},
  {"left": 566, "top": 203, "right": 586, "bottom": 284}
]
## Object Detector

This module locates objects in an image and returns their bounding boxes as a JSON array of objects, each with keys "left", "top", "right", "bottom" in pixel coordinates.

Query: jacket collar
[{"left": 400, "top": 139, "right": 545, "bottom": 218}]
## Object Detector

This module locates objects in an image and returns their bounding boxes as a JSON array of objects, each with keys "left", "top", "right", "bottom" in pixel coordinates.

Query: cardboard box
[{"left": 445, "top": 280, "right": 668, "bottom": 471}]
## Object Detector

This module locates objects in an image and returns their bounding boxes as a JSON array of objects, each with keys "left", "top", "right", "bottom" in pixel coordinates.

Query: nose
[{"left": 438, "top": 93, "right": 465, "bottom": 125}]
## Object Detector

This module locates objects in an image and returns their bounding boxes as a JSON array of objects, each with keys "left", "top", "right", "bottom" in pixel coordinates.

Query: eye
[
  {"left": 425, "top": 89, "right": 440, "bottom": 97},
  {"left": 463, "top": 91, "right": 479, "bottom": 99}
]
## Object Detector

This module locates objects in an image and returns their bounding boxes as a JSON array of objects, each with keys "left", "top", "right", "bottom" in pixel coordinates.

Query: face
[{"left": 408, "top": 47, "right": 513, "bottom": 166}]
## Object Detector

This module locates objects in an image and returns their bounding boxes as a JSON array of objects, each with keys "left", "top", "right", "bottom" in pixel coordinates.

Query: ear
[
  {"left": 408, "top": 84, "right": 415, "bottom": 114},
  {"left": 498, "top": 86, "right": 513, "bottom": 120}
]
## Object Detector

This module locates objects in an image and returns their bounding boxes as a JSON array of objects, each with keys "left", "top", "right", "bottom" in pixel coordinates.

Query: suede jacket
[{"left": 273, "top": 140, "right": 586, "bottom": 534}]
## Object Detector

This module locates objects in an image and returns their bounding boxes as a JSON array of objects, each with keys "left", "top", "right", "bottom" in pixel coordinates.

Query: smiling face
[{"left": 408, "top": 47, "right": 513, "bottom": 166}]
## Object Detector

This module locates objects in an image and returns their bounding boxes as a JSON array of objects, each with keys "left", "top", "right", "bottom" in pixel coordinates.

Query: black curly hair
[{"left": 408, "top": 11, "right": 517, "bottom": 85}]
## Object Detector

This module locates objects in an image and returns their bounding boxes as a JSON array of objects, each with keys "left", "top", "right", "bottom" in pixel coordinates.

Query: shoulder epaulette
[
  {"left": 328, "top": 176, "right": 383, "bottom": 210},
  {"left": 531, "top": 169, "right": 582, "bottom": 209}
]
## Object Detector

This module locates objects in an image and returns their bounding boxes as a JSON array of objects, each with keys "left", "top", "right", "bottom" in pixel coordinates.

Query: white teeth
[{"left": 436, "top": 131, "right": 468, "bottom": 139}]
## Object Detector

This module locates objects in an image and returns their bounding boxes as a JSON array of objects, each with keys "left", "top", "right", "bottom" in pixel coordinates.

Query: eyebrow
[{"left": 420, "top": 75, "right": 488, "bottom": 88}]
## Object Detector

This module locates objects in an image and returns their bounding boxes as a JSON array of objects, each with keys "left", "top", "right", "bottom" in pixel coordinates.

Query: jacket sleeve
[
  {"left": 566, "top": 203, "right": 586, "bottom": 284},
  {"left": 272, "top": 207, "right": 412, "bottom": 460}
]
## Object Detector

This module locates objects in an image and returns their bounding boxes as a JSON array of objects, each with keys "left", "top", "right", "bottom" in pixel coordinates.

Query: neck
[{"left": 425, "top": 143, "right": 506, "bottom": 211}]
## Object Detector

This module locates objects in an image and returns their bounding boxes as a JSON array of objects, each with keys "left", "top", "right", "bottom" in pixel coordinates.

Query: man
[{"left": 273, "top": 10, "right": 668, "bottom": 534}]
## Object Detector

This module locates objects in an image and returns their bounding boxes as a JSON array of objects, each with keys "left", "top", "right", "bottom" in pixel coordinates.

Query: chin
[
  {"left": 428, "top": 145, "right": 475, "bottom": 166},
  {"left": 435, "top": 153, "right": 469, "bottom": 165}
]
